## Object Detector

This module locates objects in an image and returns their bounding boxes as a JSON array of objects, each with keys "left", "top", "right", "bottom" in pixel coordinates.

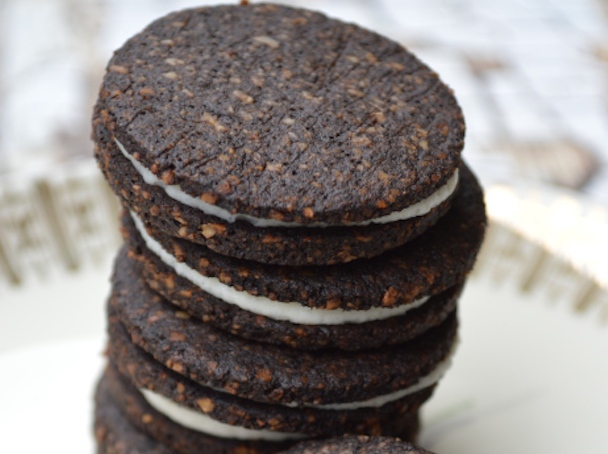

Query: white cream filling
[
  {"left": 116, "top": 137, "right": 459, "bottom": 228},
  {"left": 140, "top": 389, "right": 307, "bottom": 441},
  {"left": 139, "top": 344, "right": 456, "bottom": 440},
  {"left": 131, "top": 211, "right": 430, "bottom": 325}
]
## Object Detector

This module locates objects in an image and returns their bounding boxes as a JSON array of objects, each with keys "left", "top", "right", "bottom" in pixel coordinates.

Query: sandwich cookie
[
  {"left": 101, "top": 360, "right": 422, "bottom": 454},
  {"left": 97, "top": 369, "right": 426, "bottom": 454},
  {"left": 98, "top": 367, "right": 296, "bottom": 454},
  {"left": 118, "top": 163, "right": 483, "bottom": 350},
  {"left": 122, "top": 244, "right": 462, "bottom": 350},
  {"left": 107, "top": 256, "right": 458, "bottom": 410},
  {"left": 107, "top": 314, "right": 432, "bottom": 440},
  {"left": 93, "top": 3, "right": 465, "bottom": 265},
  {"left": 96, "top": 119, "right": 455, "bottom": 267}
]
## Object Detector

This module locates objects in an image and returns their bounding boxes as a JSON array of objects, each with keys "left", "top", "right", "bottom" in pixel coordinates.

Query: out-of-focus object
[
  {"left": 478, "top": 184, "right": 608, "bottom": 319},
  {"left": 0, "top": 160, "right": 119, "bottom": 287},
  {"left": 466, "top": 54, "right": 598, "bottom": 190}
]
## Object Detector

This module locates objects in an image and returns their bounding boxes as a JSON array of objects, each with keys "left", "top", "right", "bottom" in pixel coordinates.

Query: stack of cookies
[{"left": 92, "top": 3, "right": 486, "bottom": 454}]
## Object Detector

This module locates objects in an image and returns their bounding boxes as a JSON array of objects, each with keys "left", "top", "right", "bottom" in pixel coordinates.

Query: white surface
[
  {"left": 0, "top": 339, "right": 105, "bottom": 454},
  {"left": 485, "top": 185, "right": 608, "bottom": 289},
  {"left": 420, "top": 275, "right": 608, "bottom": 452},
  {"left": 0, "top": 260, "right": 110, "bottom": 453},
  {"left": 0, "top": 258, "right": 111, "bottom": 354},
  {"left": 0, "top": 265, "right": 607, "bottom": 453}
]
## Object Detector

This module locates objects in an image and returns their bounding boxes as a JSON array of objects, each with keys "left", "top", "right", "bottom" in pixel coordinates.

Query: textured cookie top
[
  {"left": 99, "top": 3, "right": 464, "bottom": 224},
  {"left": 284, "top": 435, "right": 434, "bottom": 454}
]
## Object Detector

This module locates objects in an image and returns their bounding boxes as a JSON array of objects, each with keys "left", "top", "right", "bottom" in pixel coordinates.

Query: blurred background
[{"left": 1, "top": 1, "right": 607, "bottom": 452}]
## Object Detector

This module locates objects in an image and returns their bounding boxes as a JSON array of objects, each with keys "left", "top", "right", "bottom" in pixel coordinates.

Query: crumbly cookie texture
[
  {"left": 118, "top": 163, "right": 484, "bottom": 311},
  {"left": 122, "top": 241, "right": 462, "bottom": 350},
  {"left": 101, "top": 359, "right": 421, "bottom": 448},
  {"left": 94, "top": 115, "right": 455, "bottom": 265},
  {"left": 96, "top": 3, "right": 464, "bottom": 225},
  {"left": 98, "top": 368, "right": 297, "bottom": 454},
  {"left": 95, "top": 377, "right": 175, "bottom": 454},
  {"left": 108, "top": 253, "right": 458, "bottom": 407},
  {"left": 95, "top": 372, "right": 298, "bottom": 454}
]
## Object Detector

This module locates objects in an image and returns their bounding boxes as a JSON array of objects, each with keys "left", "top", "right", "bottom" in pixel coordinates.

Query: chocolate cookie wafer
[
  {"left": 95, "top": 376, "right": 175, "bottom": 454},
  {"left": 122, "top": 245, "right": 462, "bottom": 350},
  {"left": 93, "top": 3, "right": 465, "bottom": 265},
  {"left": 91, "top": 3, "right": 486, "bottom": 453},
  {"left": 107, "top": 311, "right": 431, "bottom": 440}
]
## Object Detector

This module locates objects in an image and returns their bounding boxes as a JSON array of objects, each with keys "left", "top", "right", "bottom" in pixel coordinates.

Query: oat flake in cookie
[
  {"left": 94, "top": 3, "right": 465, "bottom": 265},
  {"left": 96, "top": 367, "right": 297, "bottom": 454}
]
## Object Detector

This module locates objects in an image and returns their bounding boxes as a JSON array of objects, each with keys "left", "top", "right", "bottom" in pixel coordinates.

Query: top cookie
[{"left": 98, "top": 3, "right": 464, "bottom": 226}]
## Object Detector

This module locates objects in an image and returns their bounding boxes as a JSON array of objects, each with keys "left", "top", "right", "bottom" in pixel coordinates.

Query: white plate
[
  {"left": 419, "top": 274, "right": 608, "bottom": 452},
  {"left": 1, "top": 266, "right": 607, "bottom": 453},
  {"left": 0, "top": 339, "right": 105, "bottom": 453}
]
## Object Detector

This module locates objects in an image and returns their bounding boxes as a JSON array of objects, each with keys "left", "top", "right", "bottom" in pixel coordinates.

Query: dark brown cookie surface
[
  {"left": 103, "top": 347, "right": 422, "bottom": 447},
  {"left": 120, "top": 163, "right": 484, "bottom": 311},
  {"left": 121, "top": 243, "right": 461, "bottom": 350},
  {"left": 94, "top": 115, "right": 454, "bottom": 265},
  {"left": 96, "top": 3, "right": 464, "bottom": 225},
  {"left": 109, "top": 253, "right": 458, "bottom": 407},
  {"left": 95, "top": 120, "right": 454, "bottom": 266},
  {"left": 285, "top": 435, "right": 434, "bottom": 454}
]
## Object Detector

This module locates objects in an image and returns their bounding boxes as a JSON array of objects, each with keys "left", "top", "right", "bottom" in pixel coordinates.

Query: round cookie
[
  {"left": 98, "top": 367, "right": 295, "bottom": 454},
  {"left": 119, "top": 163, "right": 484, "bottom": 313},
  {"left": 108, "top": 315, "right": 428, "bottom": 439},
  {"left": 102, "top": 354, "right": 422, "bottom": 453},
  {"left": 126, "top": 241, "right": 462, "bottom": 350},
  {"left": 285, "top": 435, "right": 434, "bottom": 454},
  {"left": 121, "top": 242, "right": 462, "bottom": 350},
  {"left": 93, "top": 2, "right": 465, "bottom": 265},
  {"left": 108, "top": 255, "right": 458, "bottom": 408},
  {"left": 107, "top": 314, "right": 432, "bottom": 437},
  {"left": 94, "top": 108, "right": 455, "bottom": 266}
]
